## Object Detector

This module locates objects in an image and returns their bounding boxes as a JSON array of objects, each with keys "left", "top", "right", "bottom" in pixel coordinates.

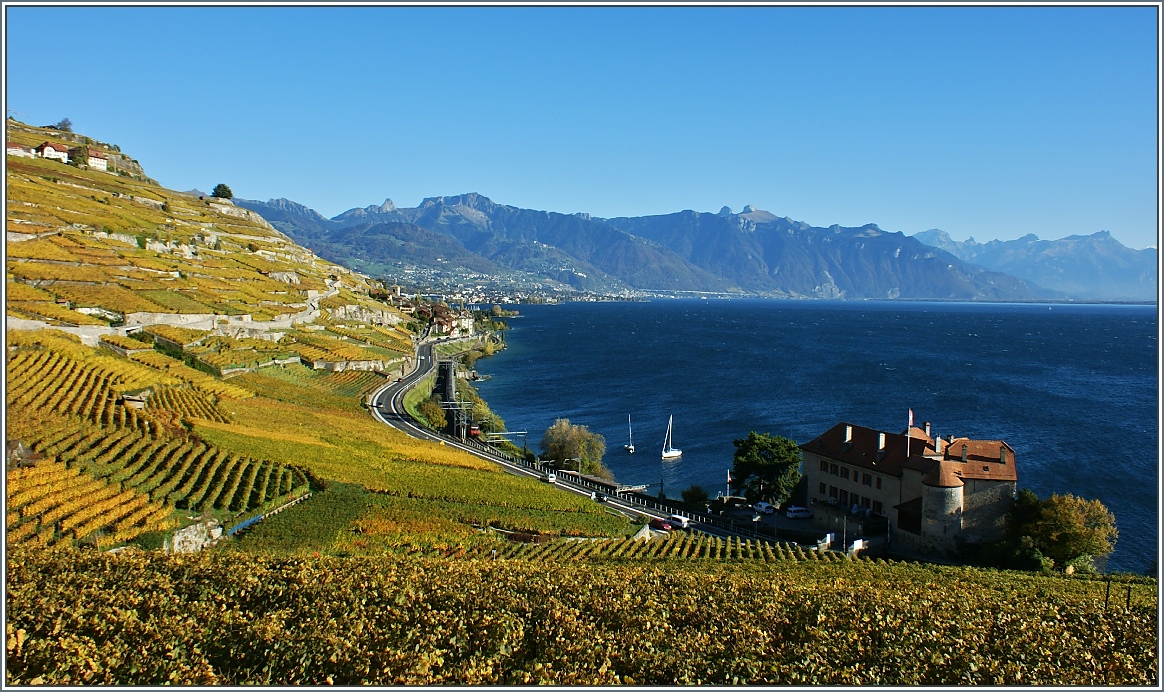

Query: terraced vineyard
[
  {"left": 6, "top": 333, "right": 313, "bottom": 542},
  {"left": 127, "top": 349, "right": 255, "bottom": 400},
  {"left": 288, "top": 330, "right": 381, "bottom": 362},
  {"left": 234, "top": 363, "right": 386, "bottom": 407},
  {"left": 147, "top": 385, "right": 230, "bottom": 423},
  {"left": 6, "top": 549, "right": 1155, "bottom": 685},
  {"left": 6, "top": 458, "right": 177, "bottom": 548},
  {"left": 17, "top": 418, "right": 308, "bottom": 516},
  {"left": 481, "top": 531, "right": 836, "bottom": 563},
  {"left": 7, "top": 348, "right": 151, "bottom": 427},
  {"left": 325, "top": 324, "right": 411, "bottom": 354}
]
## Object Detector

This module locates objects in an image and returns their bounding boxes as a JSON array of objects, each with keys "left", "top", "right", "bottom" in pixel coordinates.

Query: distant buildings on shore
[
  {"left": 800, "top": 419, "right": 1017, "bottom": 557},
  {"left": 8, "top": 141, "right": 109, "bottom": 170}
]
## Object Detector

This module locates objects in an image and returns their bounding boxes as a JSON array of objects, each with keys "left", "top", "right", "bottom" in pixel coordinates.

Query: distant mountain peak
[
  {"left": 259, "top": 197, "right": 332, "bottom": 222},
  {"left": 739, "top": 205, "right": 781, "bottom": 223},
  {"left": 718, "top": 206, "right": 733, "bottom": 216},
  {"left": 419, "top": 193, "right": 496, "bottom": 212},
  {"left": 362, "top": 198, "right": 395, "bottom": 214}
]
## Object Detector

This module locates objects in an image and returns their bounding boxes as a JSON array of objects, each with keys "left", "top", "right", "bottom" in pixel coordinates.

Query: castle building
[{"left": 799, "top": 420, "right": 1017, "bottom": 556}]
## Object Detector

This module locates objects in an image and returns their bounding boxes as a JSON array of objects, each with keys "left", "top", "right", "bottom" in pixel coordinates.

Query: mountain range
[
  {"left": 912, "top": 229, "right": 1156, "bottom": 302},
  {"left": 235, "top": 194, "right": 1154, "bottom": 302}
]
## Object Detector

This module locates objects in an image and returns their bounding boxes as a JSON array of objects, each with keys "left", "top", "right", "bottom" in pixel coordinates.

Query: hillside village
[{"left": 5, "top": 119, "right": 483, "bottom": 381}]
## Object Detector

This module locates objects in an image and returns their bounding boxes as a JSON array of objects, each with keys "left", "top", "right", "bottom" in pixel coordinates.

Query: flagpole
[{"left": 906, "top": 409, "right": 912, "bottom": 459}]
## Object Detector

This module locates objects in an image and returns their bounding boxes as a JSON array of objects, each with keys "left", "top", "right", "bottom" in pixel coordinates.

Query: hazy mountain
[
  {"left": 913, "top": 229, "right": 1156, "bottom": 301},
  {"left": 240, "top": 195, "right": 1067, "bottom": 301},
  {"left": 603, "top": 209, "right": 1055, "bottom": 301}
]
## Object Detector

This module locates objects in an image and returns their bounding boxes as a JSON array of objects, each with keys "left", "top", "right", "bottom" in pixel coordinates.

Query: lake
[{"left": 472, "top": 299, "right": 1157, "bottom": 573}]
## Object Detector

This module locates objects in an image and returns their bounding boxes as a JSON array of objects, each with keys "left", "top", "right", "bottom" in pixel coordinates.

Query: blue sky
[{"left": 5, "top": 5, "right": 1159, "bottom": 249}]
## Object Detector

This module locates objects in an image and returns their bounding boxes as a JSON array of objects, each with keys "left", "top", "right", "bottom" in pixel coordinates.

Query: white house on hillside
[
  {"left": 85, "top": 147, "right": 108, "bottom": 171},
  {"left": 68, "top": 146, "right": 109, "bottom": 171},
  {"left": 6, "top": 142, "right": 36, "bottom": 158},
  {"left": 36, "top": 141, "right": 69, "bottom": 162}
]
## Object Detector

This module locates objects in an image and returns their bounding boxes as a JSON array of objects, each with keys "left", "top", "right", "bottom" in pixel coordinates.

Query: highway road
[{"left": 366, "top": 336, "right": 780, "bottom": 542}]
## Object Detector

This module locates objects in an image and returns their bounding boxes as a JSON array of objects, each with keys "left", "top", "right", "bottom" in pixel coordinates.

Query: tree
[
  {"left": 55, "top": 118, "right": 73, "bottom": 132},
  {"left": 1025, "top": 493, "right": 1118, "bottom": 565},
  {"left": 491, "top": 304, "right": 503, "bottom": 317},
  {"left": 540, "top": 418, "right": 611, "bottom": 480},
  {"left": 680, "top": 484, "right": 710, "bottom": 511},
  {"left": 416, "top": 396, "right": 446, "bottom": 431},
  {"left": 1001, "top": 490, "right": 1118, "bottom": 571},
  {"left": 211, "top": 183, "right": 233, "bottom": 199},
  {"left": 1005, "top": 488, "right": 1041, "bottom": 540},
  {"left": 730, "top": 432, "right": 802, "bottom": 505}
]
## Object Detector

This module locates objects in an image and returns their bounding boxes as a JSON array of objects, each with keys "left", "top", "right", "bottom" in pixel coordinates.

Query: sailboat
[
  {"left": 661, "top": 414, "right": 682, "bottom": 459},
  {"left": 624, "top": 414, "right": 635, "bottom": 454}
]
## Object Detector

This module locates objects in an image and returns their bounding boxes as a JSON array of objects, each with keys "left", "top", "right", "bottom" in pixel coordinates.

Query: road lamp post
[
  {"left": 564, "top": 457, "right": 581, "bottom": 483},
  {"left": 831, "top": 515, "right": 848, "bottom": 553}
]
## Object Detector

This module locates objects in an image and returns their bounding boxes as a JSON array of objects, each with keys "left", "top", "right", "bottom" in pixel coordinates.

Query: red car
[{"left": 648, "top": 517, "right": 673, "bottom": 532}]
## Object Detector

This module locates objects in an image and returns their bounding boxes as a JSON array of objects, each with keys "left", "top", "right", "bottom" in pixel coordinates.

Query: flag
[
  {"left": 727, "top": 470, "right": 733, "bottom": 484},
  {"left": 908, "top": 408, "right": 914, "bottom": 428}
]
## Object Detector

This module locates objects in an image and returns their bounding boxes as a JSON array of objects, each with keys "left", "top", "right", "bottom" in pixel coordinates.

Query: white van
[
  {"left": 545, "top": 472, "right": 557, "bottom": 484},
  {"left": 668, "top": 515, "right": 690, "bottom": 530}
]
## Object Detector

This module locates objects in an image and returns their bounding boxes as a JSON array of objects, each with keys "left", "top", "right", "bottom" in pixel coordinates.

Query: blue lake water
[{"left": 472, "top": 299, "right": 1158, "bottom": 573}]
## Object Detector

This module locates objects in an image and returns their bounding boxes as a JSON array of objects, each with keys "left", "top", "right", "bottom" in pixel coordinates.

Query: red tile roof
[
  {"left": 944, "top": 438, "right": 1015, "bottom": 464},
  {"left": 800, "top": 422, "right": 937, "bottom": 476},
  {"left": 38, "top": 141, "right": 69, "bottom": 152},
  {"left": 923, "top": 460, "right": 965, "bottom": 488},
  {"left": 805, "top": 422, "right": 1018, "bottom": 483}
]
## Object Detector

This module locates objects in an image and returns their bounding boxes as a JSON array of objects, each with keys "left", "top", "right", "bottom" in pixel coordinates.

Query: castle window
[
  {"left": 829, "top": 485, "right": 838, "bottom": 498},
  {"left": 862, "top": 473, "right": 872, "bottom": 486},
  {"left": 830, "top": 463, "right": 839, "bottom": 476},
  {"left": 839, "top": 490, "right": 849, "bottom": 506},
  {"left": 820, "top": 459, "right": 828, "bottom": 472},
  {"left": 840, "top": 467, "right": 849, "bottom": 480},
  {"left": 873, "top": 500, "right": 883, "bottom": 514},
  {"left": 819, "top": 482, "right": 826, "bottom": 495},
  {"left": 861, "top": 496, "right": 871, "bottom": 508},
  {"left": 876, "top": 477, "right": 882, "bottom": 489}
]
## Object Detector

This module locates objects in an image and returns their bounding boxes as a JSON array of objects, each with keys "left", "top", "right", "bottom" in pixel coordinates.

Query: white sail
[
  {"left": 624, "top": 414, "right": 635, "bottom": 454},
  {"left": 661, "top": 414, "right": 682, "bottom": 459}
]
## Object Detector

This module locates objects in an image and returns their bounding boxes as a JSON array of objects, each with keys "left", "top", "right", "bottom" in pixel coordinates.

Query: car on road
[
  {"left": 648, "top": 517, "right": 673, "bottom": 532},
  {"left": 668, "top": 515, "right": 690, "bottom": 529},
  {"left": 590, "top": 492, "right": 608, "bottom": 502},
  {"left": 544, "top": 472, "right": 557, "bottom": 484},
  {"left": 785, "top": 506, "right": 813, "bottom": 519},
  {"left": 396, "top": 377, "right": 403, "bottom": 382},
  {"left": 753, "top": 501, "right": 775, "bottom": 514}
]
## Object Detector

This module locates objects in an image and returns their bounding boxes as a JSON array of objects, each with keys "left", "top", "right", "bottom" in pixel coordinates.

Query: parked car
[
  {"left": 785, "top": 506, "right": 813, "bottom": 519},
  {"left": 753, "top": 501, "right": 775, "bottom": 515},
  {"left": 648, "top": 517, "right": 673, "bottom": 532}
]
